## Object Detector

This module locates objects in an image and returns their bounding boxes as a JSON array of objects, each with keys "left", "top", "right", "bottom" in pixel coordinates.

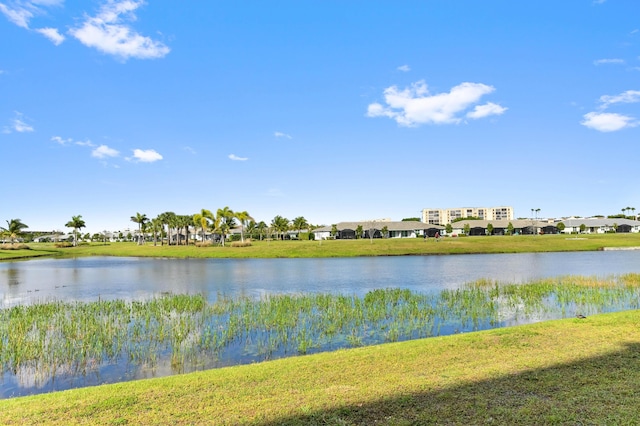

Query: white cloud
[
  {"left": 274, "top": 131, "right": 292, "bottom": 139},
  {"left": 598, "top": 90, "right": 640, "bottom": 109},
  {"left": 593, "top": 58, "right": 625, "bottom": 65},
  {"left": 397, "top": 64, "right": 410, "bottom": 72},
  {"left": 36, "top": 27, "right": 64, "bottom": 45},
  {"left": 13, "top": 119, "right": 34, "bottom": 132},
  {"left": 367, "top": 80, "right": 505, "bottom": 126},
  {"left": 91, "top": 144, "right": 119, "bottom": 158},
  {"left": 0, "top": 3, "right": 33, "bottom": 28},
  {"left": 51, "top": 135, "right": 71, "bottom": 144},
  {"left": 4, "top": 112, "right": 34, "bottom": 133},
  {"left": 130, "top": 148, "right": 162, "bottom": 162},
  {"left": 0, "top": 0, "right": 63, "bottom": 29},
  {"left": 69, "top": 0, "right": 170, "bottom": 60},
  {"left": 51, "top": 135, "right": 95, "bottom": 147},
  {"left": 581, "top": 112, "right": 637, "bottom": 132},
  {"left": 466, "top": 102, "right": 508, "bottom": 119},
  {"left": 228, "top": 154, "right": 248, "bottom": 161}
]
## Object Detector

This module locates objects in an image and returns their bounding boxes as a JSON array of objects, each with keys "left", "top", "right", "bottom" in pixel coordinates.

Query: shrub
[
  {"left": 0, "top": 243, "right": 30, "bottom": 250},
  {"left": 231, "top": 241, "right": 252, "bottom": 248},
  {"left": 195, "top": 241, "right": 213, "bottom": 247},
  {"left": 54, "top": 242, "right": 74, "bottom": 248}
]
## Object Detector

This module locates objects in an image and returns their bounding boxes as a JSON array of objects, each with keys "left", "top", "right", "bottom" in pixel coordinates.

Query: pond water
[
  {"left": 3, "top": 251, "right": 640, "bottom": 307},
  {"left": 1, "top": 250, "right": 640, "bottom": 398}
]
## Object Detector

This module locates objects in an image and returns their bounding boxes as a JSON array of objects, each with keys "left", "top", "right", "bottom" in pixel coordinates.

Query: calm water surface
[
  {"left": 3, "top": 251, "right": 640, "bottom": 307},
  {"left": 2, "top": 251, "right": 640, "bottom": 398}
]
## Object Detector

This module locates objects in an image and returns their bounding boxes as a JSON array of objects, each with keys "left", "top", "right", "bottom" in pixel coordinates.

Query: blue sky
[{"left": 2, "top": 0, "right": 640, "bottom": 233}]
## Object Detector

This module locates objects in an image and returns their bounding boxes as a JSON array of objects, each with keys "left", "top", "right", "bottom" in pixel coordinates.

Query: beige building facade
[{"left": 421, "top": 206, "right": 514, "bottom": 225}]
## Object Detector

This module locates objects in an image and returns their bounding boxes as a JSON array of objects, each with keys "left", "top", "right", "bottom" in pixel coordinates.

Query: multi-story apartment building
[{"left": 421, "top": 206, "right": 514, "bottom": 225}]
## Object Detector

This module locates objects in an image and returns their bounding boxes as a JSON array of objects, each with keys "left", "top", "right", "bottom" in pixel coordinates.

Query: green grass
[
  {"left": 1, "top": 309, "right": 639, "bottom": 424},
  {"left": 19, "top": 233, "right": 640, "bottom": 259}
]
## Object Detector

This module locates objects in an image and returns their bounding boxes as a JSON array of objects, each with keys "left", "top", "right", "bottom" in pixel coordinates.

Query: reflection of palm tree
[
  {"left": 1, "top": 218, "right": 29, "bottom": 243},
  {"left": 130, "top": 212, "right": 149, "bottom": 245},
  {"left": 193, "top": 209, "right": 214, "bottom": 243},
  {"left": 65, "top": 215, "right": 86, "bottom": 247}
]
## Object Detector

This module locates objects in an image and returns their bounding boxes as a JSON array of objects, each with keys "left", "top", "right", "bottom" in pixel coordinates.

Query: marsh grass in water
[{"left": 2, "top": 274, "right": 640, "bottom": 395}]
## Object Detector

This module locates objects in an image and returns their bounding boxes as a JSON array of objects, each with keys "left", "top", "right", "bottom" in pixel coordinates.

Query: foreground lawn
[
  {"left": 24, "top": 233, "right": 640, "bottom": 259},
  {"left": 2, "top": 309, "right": 640, "bottom": 425}
]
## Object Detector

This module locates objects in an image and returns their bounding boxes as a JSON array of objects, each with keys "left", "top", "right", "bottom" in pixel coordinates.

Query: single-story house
[
  {"left": 313, "top": 221, "right": 445, "bottom": 240},
  {"left": 555, "top": 218, "right": 640, "bottom": 234},
  {"left": 450, "top": 219, "right": 555, "bottom": 236}
]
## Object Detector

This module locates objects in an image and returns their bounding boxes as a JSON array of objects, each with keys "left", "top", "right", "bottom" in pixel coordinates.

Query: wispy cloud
[
  {"left": 593, "top": 58, "right": 625, "bottom": 65},
  {"left": 265, "top": 187, "right": 284, "bottom": 197},
  {"left": 274, "top": 131, "right": 292, "bottom": 139},
  {"left": 129, "top": 148, "right": 163, "bottom": 162},
  {"left": 0, "top": 1, "right": 65, "bottom": 44},
  {"left": 228, "top": 154, "right": 248, "bottom": 161},
  {"left": 91, "top": 144, "right": 119, "bottom": 158},
  {"left": 466, "top": 102, "right": 508, "bottom": 119},
  {"left": 0, "top": 2, "right": 34, "bottom": 28},
  {"left": 36, "top": 27, "right": 64, "bottom": 45},
  {"left": 51, "top": 135, "right": 94, "bottom": 146},
  {"left": 3, "top": 112, "right": 34, "bottom": 133},
  {"left": 397, "top": 64, "right": 410, "bottom": 72},
  {"left": 69, "top": 0, "right": 170, "bottom": 60},
  {"left": 367, "top": 80, "right": 506, "bottom": 126},
  {"left": 598, "top": 90, "right": 640, "bottom": 109}
]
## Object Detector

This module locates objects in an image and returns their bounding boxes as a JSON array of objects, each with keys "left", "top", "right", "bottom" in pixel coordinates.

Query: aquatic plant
[{"left": 2, "top": 275, "right": 640, "bottom": 391}]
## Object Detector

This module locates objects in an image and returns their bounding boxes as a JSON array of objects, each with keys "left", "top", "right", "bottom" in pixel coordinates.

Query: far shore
[{"left": 3, "top": 233, "right": 640, "bottom": 261}]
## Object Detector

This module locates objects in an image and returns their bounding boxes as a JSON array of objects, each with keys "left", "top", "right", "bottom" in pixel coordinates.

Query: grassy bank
[
  {"left": 16, "top": 233, "right": 640, "bottom": 260},
  {"left": 1, "top": 309, "right": 639, "bottom": 424}
]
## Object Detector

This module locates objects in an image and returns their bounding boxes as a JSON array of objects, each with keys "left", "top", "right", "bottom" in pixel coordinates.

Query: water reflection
[{"left": 2, "top": 252, "right": 640, "bottom": 308}]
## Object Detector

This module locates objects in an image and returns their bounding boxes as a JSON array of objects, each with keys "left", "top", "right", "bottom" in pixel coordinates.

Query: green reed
[{"left": 2, "top": 274, "right": 640, "bottom": 386}]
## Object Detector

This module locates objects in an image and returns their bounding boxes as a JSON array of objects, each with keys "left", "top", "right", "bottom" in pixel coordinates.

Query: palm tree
[
  {"left": 65, "top": 215, "right": 86, "bottom": 247},
  {"left": 193, "top": 209, "right": 214, "bottom": 243},
  {"left": 130, "top": 212, "right": 149, "bottom": 245},
  {"left": 217, "top": 207, "right": 235, "bottom": 246},
  {"left": 234, "top": 210, "right": 254, "bottom": 243},
  {"left": 150, "top": 217, "right": 163, "bottom": 246},
  {"left": 292, "top": 216, "right": 308, "bottom": 240},
  {"left": 1, "top": 218, "right": 29, "bottom": 244},
  {"left": 271, "top": 215, "right": 290, "bottom": 240},
  {"left": 161, "top": 212, "right": 177, "bottom": 245},
  {"left": 256, "top": 221, "right": 267, "bottom": 241},
  {"left": 632, "top": 207, "right": 636, "bottom": 220},
  {"left": 245, "top": 219, "right": 257, "bottom": 240},
  {"left": 175, "top": 215, "right": 192, "bottom": 245}
]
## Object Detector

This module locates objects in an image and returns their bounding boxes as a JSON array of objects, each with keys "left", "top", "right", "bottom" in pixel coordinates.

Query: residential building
[
  {"left": 313, "top": 221, "right": 444, "bottom": 240},
  {"left": 421, "top": 206, "right": 514, "bottom": 225}
]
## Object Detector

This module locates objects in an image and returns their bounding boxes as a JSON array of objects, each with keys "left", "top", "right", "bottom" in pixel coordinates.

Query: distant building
[
  {"left": 313, "top": 221, "right": 444, "bottom": 240},
  {"left": 421, "top": 206, "right": 514, "bottom": 225}
]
